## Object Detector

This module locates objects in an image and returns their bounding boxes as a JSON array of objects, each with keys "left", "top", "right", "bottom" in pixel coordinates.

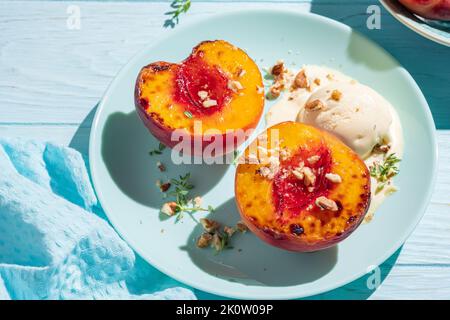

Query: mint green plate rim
[{"left": 89, "top": 9, "right": 438, "bottom": 299}]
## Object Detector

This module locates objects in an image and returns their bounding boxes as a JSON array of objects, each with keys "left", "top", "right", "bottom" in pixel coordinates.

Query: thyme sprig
[
  {"left": 149, "top": 142, "right": 166, "bottom": 156},
  {"left": 164, "top": 0, "right": 192, "bottom": 28},
  {"left": 168, "top": 173, "right": 214, "bottom": 222},
  {"left": 369, "top": 153, "right": 401, "bottom": 193}
]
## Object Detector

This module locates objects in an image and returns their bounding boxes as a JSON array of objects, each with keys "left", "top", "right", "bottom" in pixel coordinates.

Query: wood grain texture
[
  {"left": 0, "top": 1, "right": 449, "bottom": 127},
  {"left": 0, "top": 0, "right": 449, "bottom": 299}
]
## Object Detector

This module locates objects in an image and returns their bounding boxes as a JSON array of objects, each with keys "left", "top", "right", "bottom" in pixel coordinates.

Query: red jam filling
[
  {"left": 272, "top": 145, "right": 334, "bottom": 217},
  {"left": 173, "top": 54, "right": 231, "bottom": 116}
]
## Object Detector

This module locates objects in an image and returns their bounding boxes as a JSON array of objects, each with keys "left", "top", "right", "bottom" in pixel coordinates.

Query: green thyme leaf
[
  {"left": 370, "top": 153, "right": 401, "bottom": 184},
  {"left": 184, "top": 111, "right": 193, "bottom": 118},
  {"left": 149, "top": 143, "right": 166, "bottom": 156},
  {"left": 167, "top": 172, "right": 214, "bottom": 222},
  {"left": 164, "top": 0, "right": 192, "bottom": 28}
]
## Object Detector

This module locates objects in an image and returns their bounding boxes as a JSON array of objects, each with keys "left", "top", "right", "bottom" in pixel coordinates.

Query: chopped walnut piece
[
  {"left": 325, "top": 173, "right": 342, "bottom": 183},
  {"left": 156, "top": 161, "right": 166, "bottom": 172},
  {"left": 196, "top": 233, "right": 213, "bottom": 248},
  {"left": 314, "top": 78, "right": 321, "bottom": 86},
  {"left": 292, "top": 168, "right": 304, "bottom": 180},
  {"left": 270, "top": 61, "right": 285, "bottom": 76},
  {"left": 307, "top": 155, "right": 320, "bottom": 165},
  {"left": 292, "top": 70, "right": 308, "bottom": 89},
  {"left": 200, "top": 218, "right": 220, "bottom": 233},
  {"left": 193, "top": 196, "right": 202, "bottom": 208},
  {"left": 269, "top": 82, "right": 283, "bottom": 99},
  {"left": 257, "top": 86, "right": 264, "bottom": 94},
  {"left": 375, "top": 144, "right": 391, "bottom": 153},
  {"left": 256, "top": 156, "right": 280, "bottom": 180},
  {"left": 157, "top": 180, "right": 171, "bottom": 192},
  {"left": 280, "top": 148, "right": 291, "bottom": 161},
  {"left": 228, "top": 80, "right": 244, "bottom": 92},
  {"left": 331, "top": 89, "right": 342, "bottom": 101},
  {"left": 236, "top": 221, "right": 249, "bottom": 233},
  {"left": 364, "top": 212, "right": 374, "bottom": 223},
  {"left": 212, "top": 233, "right": 223, "bottom": 251},
  {"left": 302, "top": 167, "right": 316, "bottom": 186},
  {"left": 161, "top": 202, "right": 178, "bottom": 216},
  {"left": 224, "top": 226, "right": 236, "bottom": 237},
  {"left": 202, "top": 99, "right": 218, "bottom": 108},
  {"left": 292, "top": 161, "right": 305, "bottom": 180},
  {"left": 305, "top": 99, "right": 325, "bottom": 111},
  {"left": 315, "top": 196, "right": 338, "bottom": 211},
  {"left": 197, "top": 90, "right": 209, "bottom": 100}
]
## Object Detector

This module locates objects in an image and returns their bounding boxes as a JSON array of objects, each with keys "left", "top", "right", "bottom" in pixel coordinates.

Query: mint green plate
[{"left": 89, "top": 9, "right": 437, "bottom": 299}]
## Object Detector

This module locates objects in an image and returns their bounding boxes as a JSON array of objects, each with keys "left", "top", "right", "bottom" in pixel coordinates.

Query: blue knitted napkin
[{"left": 0, "top": 140, "right": 196, "bottom": 300}]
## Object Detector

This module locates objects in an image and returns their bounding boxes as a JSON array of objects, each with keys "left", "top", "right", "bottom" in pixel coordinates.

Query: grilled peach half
[
  {"left": 235, "top": 122, "right": 371, "bottom": 252},
  {"left": 135, "top": 40, "right": 265, "bottom": 157}
]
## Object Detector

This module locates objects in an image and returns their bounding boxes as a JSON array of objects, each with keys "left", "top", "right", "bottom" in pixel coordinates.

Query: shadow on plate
[
  {"left": 184, "top": 198, "right": 337, "bottom": 287},
  {"left": 100, "top": 111, "right": 229, "bottom": 209}
]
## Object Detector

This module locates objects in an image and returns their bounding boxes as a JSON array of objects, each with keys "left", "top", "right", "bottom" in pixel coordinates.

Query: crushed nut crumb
[
  {"left": 375, "top": 144, "right": 391, "bottom": 153},
  {"left": 331, "top": 89, "right": 342, "bottom": 101},
  {"left": 269, "top": 82, "right": 283, "bottom": 99},
  {"left": 307, "top": 155, "right": 320, "bottom": 165},
  {"left": 211, "top": 233, "right": 223, "bottom": 251},
  {"left": 197, "top": 90, "right": 209, "bottom": 100},
  {"left": 196, "top": 233, "right": 213, "bottom": 248},
  {"left": 200, "top": 218, "right": 220, "bottom": 233},
  {"left": 157, "top": 180, "right": 171, "bottom": 192},
  {"left": 161, "top": 201, "right": 178, "bottom": 216},
  {"left": 256, "top": 156, "right": 280, "bottom": 180},
  {"left": 193, "top": 196, "right": 202, "bottom": 208},
  {"left": 270, "top": 60, "right": 285, "bottom": 76},
  {"left": 280, "top": 148, "right": 291, "bottom": 161},
  {"left": 236, "top": 221, "right": 248, "bottom": 233},
  {"left": 315, "top": 196, "right": 338, "bottom": 211},
  {"left": 292, "top": 70, "right": 308, "bottom": 89},
  {"left": 305, "top": 99, "right": 325, "bottom": 111},
  {"left": 228, "top": 80, "right": 244, "bottom": 92},
  {"left": 224, "top": 226, "right": 236, "bottom": 237},
  {"left": 302, "top": 167, "right": 316, "bottom": 186},
  {"left": 202, "top": 99, "right": 218, "bottom": 108},
  {"left": 257, "top": 86, "right": 264, "bottom": 94},
  {"left": 325, "top": 173, "right": 342, "bottom": 183},
  {"left": 314, "top": 78, "right": 321, "bottom": 86},
  {"left": 156, "top": 161, "right": 166, "bottom": 172}
]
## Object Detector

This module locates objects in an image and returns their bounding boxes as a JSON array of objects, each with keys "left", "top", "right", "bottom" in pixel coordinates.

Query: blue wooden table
[{"left": 0, "top": 0, "right": 449, "bottom": 299}]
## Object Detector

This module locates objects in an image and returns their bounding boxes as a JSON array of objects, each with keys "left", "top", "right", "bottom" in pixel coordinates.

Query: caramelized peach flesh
[
  {"left": 235, "top": 122, "right": 371, "bottom": 252},
  {"left": 135, "top": 40, "right": 265, "bottom": 156}
]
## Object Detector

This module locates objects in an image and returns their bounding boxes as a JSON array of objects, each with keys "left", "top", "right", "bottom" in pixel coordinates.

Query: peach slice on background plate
[
  {"left": 399, "top": 0, "right": 450, "bottom": 21},
  {"left": 235, "top": 122, "right": 371, "bottom": 252},
  {"left": 135, "top": 40, "right": 265, "bottom": 157}
]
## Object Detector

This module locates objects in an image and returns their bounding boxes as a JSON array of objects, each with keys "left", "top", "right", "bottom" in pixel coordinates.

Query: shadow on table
[{"left": 309, "top": 0, "right": 450, "bottom": 129}]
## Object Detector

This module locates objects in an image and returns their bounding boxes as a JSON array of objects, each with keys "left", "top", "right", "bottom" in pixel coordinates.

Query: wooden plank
[
  {"left": 1, "top": 124, "right": 449, "bottom": 267},
  {"left": 1, "top": 0, "right": 449, "bottom": 299},
  {"left": 0, "top": 1, "right": 449, "bottom": 128}
]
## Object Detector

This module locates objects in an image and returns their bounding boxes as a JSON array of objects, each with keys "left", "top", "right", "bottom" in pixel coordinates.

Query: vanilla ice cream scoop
[{"left": 297, "top": 82, "right": 393, "bottom": 158}]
